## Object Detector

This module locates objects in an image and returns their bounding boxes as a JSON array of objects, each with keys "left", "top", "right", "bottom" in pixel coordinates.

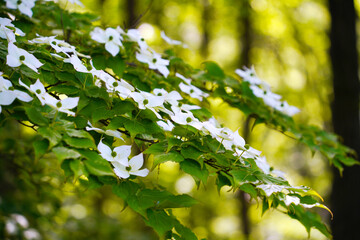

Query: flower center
[
  {"left": 19, "top": 55, "right": 25, "bottom": 61},
  {"left": 112, "top": 82, "right": 119, "bottom": 87},
  {"left": 56, "top": 102, "right": 62, "bottom": 108},
  {"left": 186, "top": 117, "right": 192, "bottom": 123},
  {"left": 190, "top": 89, "right": 194, "bottom": 94},
  {"left": 17, "top": 0, "right": 22, "bottom": 5},
  {"left": 126, "top": 166, "right": 132, "bottom": 171},
  {"left": 152, "top": 58, "right": 157, "bottom": 63},
  {"left": 280, "top": 102, "right": 284, "bottom": 107},
  {"left": 51, "top": 41, "right": 57, "bottom": 46},
  {"left": 143, "top": 99, "right": 149, "bottom": 105},
  {"left": 109, "top": 36, "right": 113, "bottom": 41},
  {"left": 263, "top": 91, "right": 267, "bottom": 95},
  {"left": 111, "top": 151, "right": 117, "bottom": 157},
  {"left": 140, "top": 38, "right": 144, "bottom": 42},
  {"left": 36, "top": 89, "right": 41, "bottom": 94},
  {"left": 157, "top": 93, "right": 162, "bottom": 96},
  {"left": 8, "top": 86, "right": 15, "bottom": 91},
  {"left": 178, "top": 102, "right": 182, "bottom": 107}
]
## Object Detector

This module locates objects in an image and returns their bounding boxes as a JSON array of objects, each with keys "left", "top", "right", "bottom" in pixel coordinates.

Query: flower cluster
[
  {"left": 97, "top": 139, "right": 149, "bottom": 179},
  {"left": 235, "top": 66, "right": 300, "bottom": 116},
  {"left": 0, "top": 1, "right": 330, "bottom": 230},
  {"left": 5, "top": 213, "right": 40, "bottom": 240}
]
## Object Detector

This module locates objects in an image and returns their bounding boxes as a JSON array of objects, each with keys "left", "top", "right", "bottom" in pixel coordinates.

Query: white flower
[
  {"left": 5, "top": 0, "right": 36, "bottom": 18},
  {"left": 136, "top": 49, "right": 170, "bottom": 77},
  {"left": 23, "top": 228, "right": 41, "bottom": 240},
  {"left": 254, "top": 156, "right": 271, "bottom": 174},
  {"left": 10, "top": 214, "right": 29, "bottom": 228},
  {"left": 284, "top": 195, "right": 300, "bottom": 206},
  {"left": 86, "top": 121, "right": 124, "bottom": 140},
  {"left": 91, "top": 27, "right": 123, "bottom": 56},
  {"left": 91, "top": 69, "right": 134, "bottom": 98},
  {"left": 112, "top": 153, "right": 149, "bottom": 179},
  {"left": 6, "top": 42, "right": 43, "bottom": 73},
  {"left": 45, "top": 96, "right": 79, "bottom": 116},
  {"left": 0, "top": 75, "right": 32, "bottom": 113},
  {"left": 170, "top": 107, "right": 203, "bottom": 130},
  {"left": 157, "top": 120, "right": 175, "bottom": 131},
  {"left": 160, "top": 31, "right": 185, "bottom": 46},
  {"left": 20, "top": 79, "right": 78, "bottom": 116},
  {"left": 130, "top": 91, "right": 165, "bottom": 118},
  {"left": 235, "top": 66, "right": 263, "bottom": 86},
  {"left": 179, "top": 82, "right": 209, "bottom": 101},
  {"left": 29, "top": 35, "right": 89, "bottom": 58},
  {"left": 126, "top": 29, "right": 148, "bottom": 50},
  {"left": 63, "top": 54, "right": 89, "bottom": 73},
  {"left": 67, "top": 0, "right": 84, "bottom": 7},
  {"left": 153, "top": 88, "right": 183, "bottom": 106},
  {"left": 97, "top": 139, "right": 131, "bottom": 166},
  {"left": 19, "top": 79, "right": 52, "bottom": 105},
  {"left": 0, "top": 17, "right": 25, "bottom": 42},
  {"left": 175, "top": 73, "right": 192, "bottom": 85},
  {"left": 257, "top": 184, "right": 284, "bottom": 197}
]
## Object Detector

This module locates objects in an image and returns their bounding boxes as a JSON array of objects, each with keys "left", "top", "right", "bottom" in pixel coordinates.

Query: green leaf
[
  {"left": 144, "top": 209, "right": 174, "bottom": 237},
  {"left": 92, "top": 54, "right": 107, "bottom": 70},
  {"left": 70, "top": 159, "right": 87, "bottom": 178},
  {"left": 24, "top": 107, "right": 48, "bottom": 126},
  {"left": 63, "top": 135, "right": 96, "bottom": 149},
  {"left": 84, "top": 157, "right": 115, "bottom": 177},
  {"left": 107, "top": 56, "right": 125, "bottom": 77},
  {"left": 38, "top": 127, "right": 62, "bottom": 148},
  {"left": 203, "top": 61, "right": 225, "bottom": 79},
  {"left": 239, "top": 183, "right": 258, "bottom": 199},
  {"left": 181, "top": 146, "right": 203, "bottom": 160},
  {"left": 112, "top": 181, "right": 140, "bottom": 200},
  {"left": 52, "top": 146, "right": 81, "bottom": 162},
  {"left": 180, "top": 159, "right": 208, "bottom": 184},
  {"left": 230, "top": 169, "right": 257, "bottom": 186},
  {"left": 66, "top": 129, "right": 93, "bottom": 139},
  {"left": 153, "top": 151, "right": 184, "bottom": 168},
  {"left": 33, "top": 139, "right": 49, "bottom": 159}
]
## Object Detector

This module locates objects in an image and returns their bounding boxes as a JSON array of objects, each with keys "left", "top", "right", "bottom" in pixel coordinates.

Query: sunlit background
[{"left": 3, "top": 0, "right": 359, "bottom": 239}]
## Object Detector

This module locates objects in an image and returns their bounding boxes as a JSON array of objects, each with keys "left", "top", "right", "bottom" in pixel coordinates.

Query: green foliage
[{"left": 0, "top": 1, "right": 357, "bottom": 239}]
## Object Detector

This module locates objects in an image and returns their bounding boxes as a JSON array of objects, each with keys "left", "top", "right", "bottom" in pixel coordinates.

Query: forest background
[{"left": 1, "top": 0, "right": 359, "bottom": 239}]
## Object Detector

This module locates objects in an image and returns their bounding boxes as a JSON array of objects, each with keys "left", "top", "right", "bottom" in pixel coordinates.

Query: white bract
[
  {"left": 5, "top": 0, "right": 36, "bottom": 17},
  {"left": 6, "top": 43, "right": 43, "bottom": 73},
  {"left": 160, "top": 31, "right": 184, "bottom": 46},
  {"left": 91, "top": 27, "right": 123, "bottom": 56},
  {"left": 136, "top": 49, "right": 170, "bottom": 78},
  {"left": 157, "top": 120, "right": 175, "bottom": 131},
  {"left": 67, "top": 0, "right": 84, "bottom": 7},
  {"left": 126, "top": 29, "right": 148, "bottom": 51},
  {"left": 112, "top": 153, "right": 149, "bottom": 179},
  {"left": 257, "top": 184, "right": 285, "bottom": 197},
  {"left": 97, "top": 139, "right": 131, "bottom": 167},
  {"left": 63, "top": 54, "right": 89, "bottom": 73},
  {"left": 45, "top": 96, "right": 79, "bottom": 116},
  {"left": 92, "top": 69, "right": 134, "bottom": 98},
  {"left": 86, "top": 121, "right": 124, "bottom": 140},
  {"left": 130, "top": 91, "right": 166, "bottom": 118},
  {"left": 179, "top": 82, "right": 209, "bottom": 101},
  {"left": 236, "top": 67, "right": 300, "bottom": 117},
  {"left": 19, "top": 79, "right": 52, "bottom": 105},
  {"left": 0, "top": 74, "right": 32, "bottom": 113},
  {"left": 0, "top": 17, "right": 25, "bottom": 42}
]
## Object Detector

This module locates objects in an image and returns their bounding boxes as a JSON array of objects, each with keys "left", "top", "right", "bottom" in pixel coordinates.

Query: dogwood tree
[{"left": 0, "top": 0, "right": 357, "bottom": 239}]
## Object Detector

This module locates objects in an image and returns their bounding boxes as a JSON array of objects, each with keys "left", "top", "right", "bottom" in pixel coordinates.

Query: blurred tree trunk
[
  {"left": 237, "top": 1, "right": 252, "bottom": 239},
  {"left": 201, "top": 0, "right": 212, "bottom": 58},
  {"left": 329, "top": 0, "right": 360, "bottom": 239},
  {"left": 125, "top": 0, "right": 137, "bottom": 28}
]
